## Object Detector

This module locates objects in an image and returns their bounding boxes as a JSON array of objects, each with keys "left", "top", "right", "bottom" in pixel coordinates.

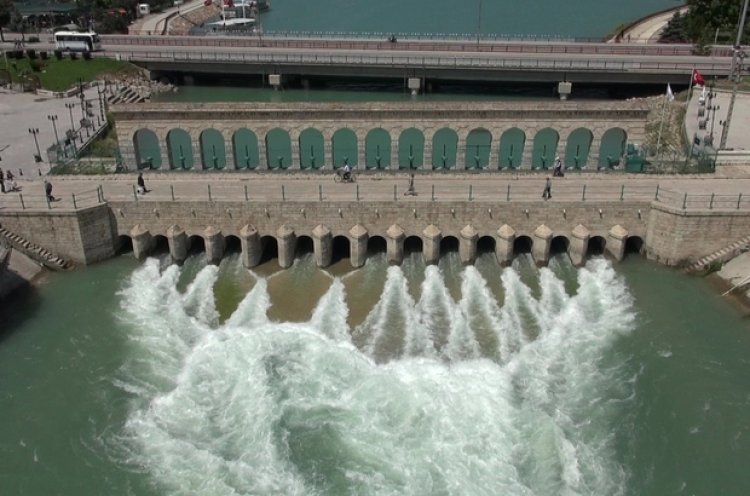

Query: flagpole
[
  {"left": 688, "top": 67, "right": 695, "bottom": 103},
  {"left": 655, "top": 92, "right": 668, "bottom": 168}
]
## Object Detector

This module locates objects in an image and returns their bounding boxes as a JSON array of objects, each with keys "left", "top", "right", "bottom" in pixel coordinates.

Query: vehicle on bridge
[{"left": 54, "top": 31, "right": 102, "bottom": 52}]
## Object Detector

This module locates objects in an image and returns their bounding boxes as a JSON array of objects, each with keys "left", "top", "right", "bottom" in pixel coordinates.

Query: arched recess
[
  {"left": 232, "top": 128, "right": 259, "bottom": 170},
  {"left": 332, "top": 128, "right": 358, "bottom": 168},
  {"left": 550, "top": 236, "right": 570, "bottom": 255},
  {"left": 531, "top": 128, "right": 559, "bottom": 170},
  {"left": 116, "top": 235, "right": 133, "bottom": 255},
  {"left": 499, "top": 128, "right": 525, "bottom": 169},
  {"left": 133, "top": 129, "right": 161, "bottom": 169},
  {"left": 296, "top": 235, "right": 314, "bottom": 257},
  {"left": 477, "top": 235, "right": 496, "bottom": 254},
  {"left": 404, "top": 235, "right": 423, "bottom": 254},
  {"left": 365, "top": 128, "right": 390, "bottom": 169},
  {"left": 166, "top": 128, "right": 193, "bottom": 170},
  {"left": 398, "top": 128, "right": 424, "bottom": 170},
  {"left": 599, "top": 128, "right": 627, "bottom": 169},
  {"left": 624, "top": 236, "right": 644, "bottom": 256},
  {"left": 188, "top": 235, "right": 205, "bottom": 255},
  {"left": 440, "top": 236, "right": 459, "bottom": 255},
  {"left": 587, "top": 236, "right": 606, "bottom": 256},
  {"left": 367, "top": 235, "right": 387, "bottom": 254},
  {"left": 513, "top": 236, "right": 533, "bottom": 255},
  {"left": 153, "top": 235, "right": 169, "bottom": 254},
  {"left": 225, "top": 235, "right": 241, "bottom": 254},
  {"left": 332, "top": 235, "right": 351, "bottom": 264},
  {"left": 564, "top": 128, "right": 593, "bottom": 169},
  {"left": 260, "top": 235, "right": 279, "bottom": 264},
  {"left": 465, "top": 128, "right": 492, "bottom": 169},
  {"left": 431, "top": 128, "right": 458, "bottom": 170},
  {"left": 265, "top": 128, "right": 292, "bottom": 170},
  {"left": 200, "top": 128, "right": 226, "bottom": 170},
  {"left": 299, "top": 128, "right": 324, "bottom": 170}
]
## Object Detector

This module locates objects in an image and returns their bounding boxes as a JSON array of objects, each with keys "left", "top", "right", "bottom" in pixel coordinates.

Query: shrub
[
  {"left": 54, "top": 49, "right": 63, "bottom": 60},
  {"left": 30, "top": 59, "right": 43, "bottom": 72},
  {"left": 40, "top": 51, "right": 48, "bottom": 60},
  {"left": 69, "top": 52, "right": 78, "bottom": 60},
  {"left": 26, "top": 49, "right": 36, "bottom": 59}
]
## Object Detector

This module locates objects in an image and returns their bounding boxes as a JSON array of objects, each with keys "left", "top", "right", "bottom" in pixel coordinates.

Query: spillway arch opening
[
  {"left": 404, "top": 235, "right": 423, "bottom": 256},
  {"left": 116, "top": 235, "right": 133, "bottom": 255},
  {"left": 440, "top": 235, "right": 459, "bottom": 255},
  {"left": 187, "top": 235, "right": 205, "bottom": 255},
  {"left": 224, "top": 235, "right": 241, "bottom": 254},
  {"left": 260, "top": 235, "right": 279, "bottom": 264},
  {"left": 477, "top": 235, "right": 496, "bottom": 255},
  {"left": 295, "top": 235, "right": 314, "bottom": 258},
  {"left": 367, "top": 235, "right": 387, "bottom": 255},
  {"left": 332, "top": 235, "right": 351, "bottom": 264},
  {"left": 513, "top": 235, "right": 533, "bottom": 255},
  {"left": 550, "top": 235, "right": 570, "bottom": 256},
  {"left": 587, "top": 236, "right": 607, "bottom": 256},
  {"left": 624, "top": 236, "right": 644, "bottom": 257},
  {"left": 153, "top": 235, "right": 169, "bottom": 255}
]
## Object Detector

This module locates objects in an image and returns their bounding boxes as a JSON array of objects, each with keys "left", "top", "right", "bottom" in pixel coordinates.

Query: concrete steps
[
  {"left": 684, "top": 234, "right": 750, "bottom": 274},
  {"left": 0, "top": 225, "right": 73, "bottom": 271},
  {"left": 107, "top": 86, "right": 146, "bottom": 105}
]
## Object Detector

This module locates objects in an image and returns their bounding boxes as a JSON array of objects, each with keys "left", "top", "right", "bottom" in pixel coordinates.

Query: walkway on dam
[{"left": 2, "top": 173, "right": 749, "bottom": 212}]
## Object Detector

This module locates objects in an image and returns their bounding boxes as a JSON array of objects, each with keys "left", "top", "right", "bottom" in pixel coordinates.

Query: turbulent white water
[{"left": 116, "top": 256, "right": 636, "bottom": 496}]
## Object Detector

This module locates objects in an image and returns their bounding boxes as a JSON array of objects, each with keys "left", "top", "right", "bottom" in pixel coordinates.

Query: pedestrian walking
[
  {"left": 0, "top": 174, "right": 5, "bottom": 194},
  {"left": 404, "top": 173, "right": 417, "bottom": 196},
  {"left": 542, "top": 177, "right": 552, "bottom": 200},
  {"left": 137, "top": 173, "right": 149, "bottom": 194},
  {"left": 44, "top": 180, "right": 55, "bottom": 202}
]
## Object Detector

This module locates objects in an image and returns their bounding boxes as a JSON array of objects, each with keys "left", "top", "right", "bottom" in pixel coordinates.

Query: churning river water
[{"left": 1, "top": 252, "right": 749, "bottom": 495}]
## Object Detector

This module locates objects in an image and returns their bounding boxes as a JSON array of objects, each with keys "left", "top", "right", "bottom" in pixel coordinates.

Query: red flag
[
  {"left": 204, "top": 0, "right": 211, "bottom": 5},
  {"left": 224, "top": 0, "right": 233, "bottom": 6},
  {"left": 692, "top": 69, "right": 705, "bottom": 86}
]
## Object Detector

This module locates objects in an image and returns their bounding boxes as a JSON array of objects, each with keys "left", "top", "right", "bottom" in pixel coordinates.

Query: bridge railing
[
  {"left": 112, "top": 49, "right": 734, "bottom": 74},
  {"left": 3, "top": 180, "right": 747, "bottom": 212}
]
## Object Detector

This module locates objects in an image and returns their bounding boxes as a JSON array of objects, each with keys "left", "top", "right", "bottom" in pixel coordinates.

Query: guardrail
[
  {"left": 2, "top": 180, "right": 748, "bottom": 213},
  {"left": 101, "top": 34, "right": 735, "bottom": 57},
  {"left": 111, "top": 49, "right": 734, "bottom": 74}
]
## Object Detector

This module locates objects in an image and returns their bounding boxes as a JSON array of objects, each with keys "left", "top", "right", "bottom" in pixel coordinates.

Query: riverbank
[
  {"left": 0, "top": 246, "right": 44, "bottom": 301},
  {"left": 711, "top": 250, "right": 750, "bottom": 315}
]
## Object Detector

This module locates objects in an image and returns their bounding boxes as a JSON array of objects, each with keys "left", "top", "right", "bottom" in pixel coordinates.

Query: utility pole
[{"left": 719, "top": 0, "right": 749, "bottom": 149}]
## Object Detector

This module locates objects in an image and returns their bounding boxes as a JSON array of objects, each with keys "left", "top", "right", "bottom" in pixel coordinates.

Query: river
[{"left": 1, "top": 252, "right": 749, "bottom": 495}]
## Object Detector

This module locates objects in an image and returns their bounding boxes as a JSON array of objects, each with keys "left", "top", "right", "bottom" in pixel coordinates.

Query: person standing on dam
[{"left": 542, "top": 177, "right": 552, "bottom": 200}]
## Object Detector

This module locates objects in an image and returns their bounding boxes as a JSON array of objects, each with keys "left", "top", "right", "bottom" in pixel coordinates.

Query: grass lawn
[{"left": 2, "top": 56, "right": 138, "bottom": 92}]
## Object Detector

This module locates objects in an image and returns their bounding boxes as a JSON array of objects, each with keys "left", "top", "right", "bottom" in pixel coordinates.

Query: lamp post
[
  {"left": 719, "top": 0, "right": 749, "bottom": 149},
  {"left": 47, "top": 114, "right": 59, "bottom": 146},
  {"left": 28, "top": 128, "right": 41, "bottom": 161},
  {"left": 64, "top": 102, "right": 76, "bottom": 134}
]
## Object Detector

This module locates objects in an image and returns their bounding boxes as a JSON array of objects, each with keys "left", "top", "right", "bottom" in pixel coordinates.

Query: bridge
[{"left": 95, "top": 35, "right": 738, "bottom": 87}]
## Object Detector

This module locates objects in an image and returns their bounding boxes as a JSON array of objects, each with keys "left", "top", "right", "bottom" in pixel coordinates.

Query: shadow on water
[{"left": 0, "top": 278, "right": 42, "bottom": 343}]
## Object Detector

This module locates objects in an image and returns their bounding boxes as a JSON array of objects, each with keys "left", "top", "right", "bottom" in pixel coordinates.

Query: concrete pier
[
  {"left": 532, "top": 224, "right": 553, "bottom": 266},
  {"left": 607, "top": 225, "right": 629, "bottom": 261},
  {"left": 569, "top": 224, "right": 591, "bottom": 266},
  {"left": 130, "top": 224, "right": 154, "bottom": 260},
  {"left": 386, "top": 224, "right": 405, "bottom": 265},
  {"left": 204, "top": 226, "right": 225, "bottom": 265},
  {"left": 312, "top": 224, "right": 333, "bottom": 267},
  {"left": 459, "top": 225, "right": 478, "bottom": 265},
  {"left": 422, "top": 224, "right": 441, "bottom": 265},
  {"left": 349, "top": 224, "right": 368, "bottom": 268},
  {"left": 277, "top": 224, "right": 296, "bottom": 268},
  {"left": 240, "top": 224, "right": 262, "bottom": 268},
  {"left": 496, "top": 224, "right": 516, "bottom": 266},
  {"left": 166, "top": 224, "right": 187, "bottom": 263}
]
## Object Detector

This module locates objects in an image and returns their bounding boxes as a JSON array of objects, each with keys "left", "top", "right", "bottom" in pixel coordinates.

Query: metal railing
[{"left": 1, "top": 187, "right": 105, "bottom": 211}]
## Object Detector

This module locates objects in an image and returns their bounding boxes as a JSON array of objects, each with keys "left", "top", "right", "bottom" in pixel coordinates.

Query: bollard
[
  {"left": 244, "top": 184, "right": 248, "bottom": 201},
  {"left": 394, "top": 184, "right": 397, "bottom": 201},
  {"left": 469, "top": 184, "right": 473, "bottom": 201},
  {"left": 682, "top": 192, "right": 687, "bottom": 210},
  {"left": 97, "top": 185, "right": 102, "bottom": 203},
  {"left": 581, "top": 184, "right": 586, "bottom": 201},
  {"left": 319, "top": 184, "right": 322, "bottom": 201},
  {"left": 281, "top": 184, "right": 286, "bottom": 201},
  {"left": 507, "top": 183, "right": 511, "bottom": 202},
  {"left": 133, "top": 184, "right": 138, "bottom": 201},
  {"left": 738, "top": 193, "right": 743, "bottom": 210},
  {"left": 19, "top": 194, "right": 25, "bottom": 210},
  {"left": 72, "top": 193, "right": 77, "bottom": 209},
  {"left": 709, "top": 193, "right": 715, "bottom": 209},
  {"left": 620, "top": 184, "right": 625, "bottom": 201},
  {"left": 208, "top": 184, "right": 212, "bottom": 202},
  {"left": 170, "top": 184, "right": 175, "bottom": 201},
  {"left": 356, "top": 184, "right": 360, "bottom": 201},
  {"left": 431, "top": 184, "right": 435, "bottom": 201},
  {"left": 654, "top": 184, "right": 660, "bottom": 201}
]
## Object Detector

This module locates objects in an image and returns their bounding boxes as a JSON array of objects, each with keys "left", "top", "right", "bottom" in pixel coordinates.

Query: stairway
[
  {"left": 0, "top": 225, "right": 73, "bottom": 271},
  {"left": 684, "top": 234, "right": 750, "bottom": 273}
]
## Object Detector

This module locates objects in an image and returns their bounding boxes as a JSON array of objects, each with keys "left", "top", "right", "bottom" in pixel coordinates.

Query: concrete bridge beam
[
  {"left": 607, "top": 224, "right": 629, "bottom": 261},
  {"left": 277, "top": 224, "right": 297, "bottom": 268},
  {"left": 496, "top": 224, "right": 516, "bottom": 265},
  {"left": 166, "top": 224, "right": 188, "bottom": 263},
  {"left": 386, "top": 224, "right": 405, "bottom": 265},
  {"left": 204, "top": 226, "right": 225, "bottom": 265},
  {"left": 459, "top": 224, "right": 478, "bottom": 265},
  {"left": 130, "top": 224, "right": 154, "bottom": 260},
  {"left": 569, "top": 224, "right": 591, "bottom": 267},
  {"left": 312, "top": 224, "right": 333, "bottom": 267},
  {"left": 349, "top": 224, "right": 369, "bottom": 268},
  {"left": 532, "top": 224, "right": 553, "bottom": 266},
  {"left": 239, "top": 224, "right": 262, "bottom": 268},
  {"left": 422, "top": 224, "right": 442, "bottom": 265}
]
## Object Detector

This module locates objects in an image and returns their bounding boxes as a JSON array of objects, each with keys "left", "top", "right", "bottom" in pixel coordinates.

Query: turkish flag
[
  {"left": 204, "top": 0, "right": 211, "bottom": 5},
  {"left": 224, "top": 0, "right": 234, "bottom": 6},
  {"left": 692, "top": 69, "right": 705, "bottom": 86}
]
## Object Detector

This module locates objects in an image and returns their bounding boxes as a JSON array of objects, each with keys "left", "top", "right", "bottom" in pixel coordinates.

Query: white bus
[{"left": 54, "top": 31, "right": 102, "bottom": 52}]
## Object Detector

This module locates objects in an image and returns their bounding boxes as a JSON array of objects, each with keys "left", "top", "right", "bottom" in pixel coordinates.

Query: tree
[
  {"left": 0, "top": 0, "right": 17, "bottom": 42},
  {"left": 684, "top": 0, "right": 750, "bottom": 45},
  {"left": 659, "top": 11, "right": 689, "bottom": 43}
]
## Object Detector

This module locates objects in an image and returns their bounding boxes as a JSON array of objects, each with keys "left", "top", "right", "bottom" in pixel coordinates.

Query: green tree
[
  {"left": 0, "top": 0, "right": 17, "bottom": 42},
  {"left": 684, "top": 0, "right": 750, "bottom": 45},
  {"left": 659, "top": 11, "right": 689, "bottom": 43}
]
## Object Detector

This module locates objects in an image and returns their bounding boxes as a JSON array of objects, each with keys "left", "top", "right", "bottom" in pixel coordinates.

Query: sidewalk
[
  {"left": 129, "top": 0, "right": 206, "bottom": 35},
  {"left": 617, "top": 7, "right": 689, "bottom": 44},
  {"left": 685, "top": 86, "right": 750, "bottom": 152}
]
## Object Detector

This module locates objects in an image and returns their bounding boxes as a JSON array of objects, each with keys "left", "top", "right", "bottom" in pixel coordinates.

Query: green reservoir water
[
  {"left": 259, "top": 0, "right": 679, "bottom": 38},
  {"left": 1, "top": 253, "right": 749, "bottom": 495}
]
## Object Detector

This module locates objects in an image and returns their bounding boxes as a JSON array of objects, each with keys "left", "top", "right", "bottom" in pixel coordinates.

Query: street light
[
  {"left": 47, "top": 114, "right": 59, "bottom": 146},
  {"left": 64, "top": 102, "right": 76, "bottom": 134},
  {"left": 28, "top": 128, "right": 42, "bottom": 162}
]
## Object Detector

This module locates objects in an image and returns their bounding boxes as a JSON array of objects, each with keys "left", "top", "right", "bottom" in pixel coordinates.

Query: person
[
  {"left": 553, "top": 156, "right": 564, "bottom": 177},
  {"left": 137, "top": 172, "right": 149, "bottom": 194},
  {"left": 0, "top": 172, "right": 5, "bottom": 194},
  {"left": 342, "top": 163, "right": 352, "bottom": 182},
  {"left": 542, "top": 177, "right": 552, "bottom": 200},
  {"left": 404, "top": 173, "right": 417, "bottom": 196},
  {"left": 6, "top": 170, "right": 14, "bottom": 181},
  {"left": 6, "top": 176, "right": 18, "bottom": 192},
  {"left": 44, "top": 179, "right": 55, "bottom": 201}
]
